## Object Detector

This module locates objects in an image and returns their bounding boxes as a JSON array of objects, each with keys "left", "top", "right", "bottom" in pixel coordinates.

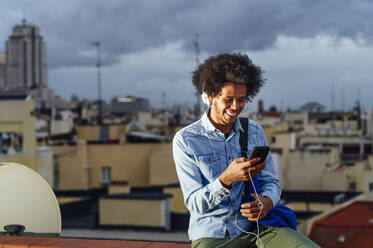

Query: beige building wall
[
  {"left": 99, "top": 198, "right": 170, "bottom": 229},
  {"left": 303, "top": 120, "right": 359, "bottom": 135},
  {"left": 88, "top": 143, "right": 172, "bottom": 188},
  {"left": 259, "top": 116, "right": 281, "bottom": 126},
  {"left": 270, "top": 152, "right": 284, "bottom": 188},
  {"left": 35, "top": 147, "right": 54, "bottom": 187},
  {"left": 53, "top": 142, "right": 174, "bottom": 190},
  {"left": 287, "top": 149, "right": 333, "bottom": 190},
  {"left": 52, "top": 140, "right": 89, "bottom": 190},
  {"left": 0, "top": 97, "right": 36, "bottom": 170},
  {"left": 163, "top": 186, "right": 188, "bottom": 213},
  {"left": 108, "top": 184, "right": 131, "bottom": 195},
  {"left": 149, "top": 149, "right": 178, "bottom": 186},
  {"left": 285, "top": 112, "right": 307, "bottom": 128},
  {"left": 364, "top": 171, "right": 373, "bottom": 201},
  {"left": 76, "top": 125, "right": 101, "bottom": 141},
  {"left": 269, "top": 132, "right": 296, "bottom": 188},
  {"left": 321, "top": 170, "right": 348, "bottom": 191},
  {"left": 321, "top": 159, "right": 373, "bottom": 192},
  {"left": 76, "top": 125, "right": 129, "bottom": 142},
  {"left": 108, "top": 125, "right": 128, "bottom": 141}
]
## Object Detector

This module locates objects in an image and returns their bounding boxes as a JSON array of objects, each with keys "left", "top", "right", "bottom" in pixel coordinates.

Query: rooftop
[
  {"left": 309, "top": 201, "right": 373, "bottom": 247},
  {"left": 0, "top": 235, "right": 190, "bottom": 248}
]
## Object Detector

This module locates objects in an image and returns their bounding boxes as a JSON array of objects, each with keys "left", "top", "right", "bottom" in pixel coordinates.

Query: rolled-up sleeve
[{"left": 172, "top": 132, "right": 230, "bottom": 215}]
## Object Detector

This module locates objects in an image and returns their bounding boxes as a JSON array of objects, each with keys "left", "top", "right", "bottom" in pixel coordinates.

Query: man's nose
[{"left": 231, "top": 99, "right": 239, "bottom": 110}]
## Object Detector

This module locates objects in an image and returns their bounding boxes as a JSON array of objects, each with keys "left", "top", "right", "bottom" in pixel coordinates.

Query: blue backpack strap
[
  {"left": 239, "top": 118, "right": 297, "bottom": 230},
  {"left": 239, "top": 118, "right": 260, "bottom": 203}
]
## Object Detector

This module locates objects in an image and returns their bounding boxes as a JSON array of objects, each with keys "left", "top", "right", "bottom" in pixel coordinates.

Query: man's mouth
[{"left": 225, "top": 110, "right": 238, "bottom": 117}]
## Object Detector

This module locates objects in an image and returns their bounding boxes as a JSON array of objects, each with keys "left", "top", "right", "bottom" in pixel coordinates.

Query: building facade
[
  {"left": 5, "top": 20, "right": 47, "bottom": 89},
  {"left": 111, "top": 96, "right": 150, "bottom": 115}
]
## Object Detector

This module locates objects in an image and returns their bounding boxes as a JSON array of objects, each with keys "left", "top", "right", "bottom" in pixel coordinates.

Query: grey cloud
[{"left": 3, "top": 0, "right": 373, "bottom": 69}]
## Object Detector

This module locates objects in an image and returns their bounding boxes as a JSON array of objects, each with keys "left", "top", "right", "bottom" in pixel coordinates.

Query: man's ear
[{"left": 208, "top": 95, "right": 213, "bottom": 106}]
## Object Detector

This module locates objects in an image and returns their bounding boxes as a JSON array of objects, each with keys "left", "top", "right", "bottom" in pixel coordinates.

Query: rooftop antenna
[
  {"left": 331, "top": 83, "right": 335, "bottom": 113},
  {"left": 331, "top": 84, "right": 336, "bottom": 132},
  {"left": 193, "top": 34, "right": 201, "bottom": 117},
  {"left": 341, "top": 88, "right": 345, "bottom": 112},
  {"left": 161, "top": 91, "right": 166, "bottom": 110},
  {"left": 90, "top": 41, "right": 102, "bottom": 124},
  {"left": 357, "top": 88, "right": 362, "bottom": 110},
  {"left": 21, "top": 8, "right": 26, "bottom": 26}
]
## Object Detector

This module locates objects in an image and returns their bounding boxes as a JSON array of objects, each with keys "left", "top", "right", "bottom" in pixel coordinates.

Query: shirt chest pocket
[{"left": 198, "top": 154, "right": 222, "bottom": 181}]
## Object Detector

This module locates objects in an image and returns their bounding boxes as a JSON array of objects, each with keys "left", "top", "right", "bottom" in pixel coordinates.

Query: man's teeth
[{"left": 226, "top": 111, "right": 237, "bottom": 117}]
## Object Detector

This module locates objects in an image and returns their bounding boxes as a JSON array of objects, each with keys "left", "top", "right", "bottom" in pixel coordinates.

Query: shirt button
[{"left": 228, "top": 156, "right": 231, "bottom": 160}]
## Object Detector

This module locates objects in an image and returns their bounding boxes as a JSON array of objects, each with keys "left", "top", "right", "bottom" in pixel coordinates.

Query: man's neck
[{"left": 207, "top": 113, "right": 234, "bottom": 134}]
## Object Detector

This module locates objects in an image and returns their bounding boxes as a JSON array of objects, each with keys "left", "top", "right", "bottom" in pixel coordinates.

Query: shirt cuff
[
  {"left": 209, "top": 177, "right": 231, "bottom": 200},
  {"left": 261, "top": 192, "right": 279, "bottom": 207}
]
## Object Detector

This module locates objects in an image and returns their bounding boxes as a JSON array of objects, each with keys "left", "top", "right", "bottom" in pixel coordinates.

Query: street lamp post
[{"left": 91, "top": 41, "right": 102, "bottom": 124}]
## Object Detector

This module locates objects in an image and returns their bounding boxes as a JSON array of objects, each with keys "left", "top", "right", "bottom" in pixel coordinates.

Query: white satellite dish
[{"left": 0, "top": 162, "right": 61, "bottom": 235}]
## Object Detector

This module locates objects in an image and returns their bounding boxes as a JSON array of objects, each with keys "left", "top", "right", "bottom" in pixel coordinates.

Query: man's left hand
[{"left": 240, "top": 194, "right": 273, "bottom": 221}]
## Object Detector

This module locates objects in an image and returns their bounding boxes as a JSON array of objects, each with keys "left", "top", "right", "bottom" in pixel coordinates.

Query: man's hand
[
  {"left": 219, "top": 157, "right": 266, "bottom": 189},
  {"left": 240, "top": 194, "right": 273, "bottom": 221}
]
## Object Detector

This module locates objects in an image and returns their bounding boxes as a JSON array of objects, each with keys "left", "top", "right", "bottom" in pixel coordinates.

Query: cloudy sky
[{"left": 1, "top": 0, "right": 373, "bottom": 111}]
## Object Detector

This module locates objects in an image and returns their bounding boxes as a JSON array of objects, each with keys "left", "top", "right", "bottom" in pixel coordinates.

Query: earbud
[{"left": 201, "top": 92, "right": 210, "bottom": 106}]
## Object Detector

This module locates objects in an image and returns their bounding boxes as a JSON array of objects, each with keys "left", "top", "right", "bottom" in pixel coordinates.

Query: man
[{"left": 173, "top": 53, "right": 319, "bottom": 247}]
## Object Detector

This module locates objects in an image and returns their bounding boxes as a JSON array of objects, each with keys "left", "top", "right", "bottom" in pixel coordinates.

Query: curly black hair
[{"left": 192, "top": 53, "right": 265, "bottom": 102}]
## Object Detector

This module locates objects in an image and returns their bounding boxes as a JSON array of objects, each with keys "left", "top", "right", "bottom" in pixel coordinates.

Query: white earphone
[{"left": 201, "top": 92, "right": 210, "bottom": 106}]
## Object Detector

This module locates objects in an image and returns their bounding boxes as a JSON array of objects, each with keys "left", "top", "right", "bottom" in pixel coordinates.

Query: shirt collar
[{"left": 201, "top": 111, "right": 244, "bottom": 134}]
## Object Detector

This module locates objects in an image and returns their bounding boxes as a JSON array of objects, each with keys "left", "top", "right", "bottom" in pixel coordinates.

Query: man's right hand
[{"left": 219, "top": 157, "right": 266, "bottom": 189}]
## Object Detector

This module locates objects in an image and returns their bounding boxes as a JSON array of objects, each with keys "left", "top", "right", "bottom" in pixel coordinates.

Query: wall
[
  {"left": 321, "top": 170, "right": 347, "bottom": 191},
  {"left": 0, "top": 97, "right": 36, "bottom": 170},
  {"left": 76, "top": 125, "right": 129, "bottom": 142},
  {"left": 163, "top": 187, "right": 188, "bottom": 213},
  {"left": 287, "top": 149, "right": 333, "bottom": 190},
  {"left": 269, "top": 132, "right": 296, "bottom": 188},
  {"left": 149, "top": 149, "right": 178, "bottom": 186},
  {"left": 52, "top": 140, "right": 89, "bottom": 190},
  {"left": 36, "top": 146, "right": 54, "bottom": 187},
  {"left": 99, "top": 197, "right": 170, "bottom": 229},
  {"left": 53, "top": 142, "right": 174, "bottom": 190},
  {"left": 76, "top": 125, "right": 101, "bottom": 141},
  {"left": 108, "top": 184, "right": 131, "bottom": 195},
  {"left": 88, "top": 143, "right": 172, "bottom": 188}
]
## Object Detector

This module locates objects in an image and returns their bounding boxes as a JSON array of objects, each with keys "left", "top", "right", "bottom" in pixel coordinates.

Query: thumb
[{"left": 250, "top": 193, "right": 259, "bottom": 201}]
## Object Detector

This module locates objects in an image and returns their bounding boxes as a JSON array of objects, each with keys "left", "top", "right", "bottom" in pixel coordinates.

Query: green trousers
[{"left": 191, "top": 226, "right": 320, "bottom": 248}]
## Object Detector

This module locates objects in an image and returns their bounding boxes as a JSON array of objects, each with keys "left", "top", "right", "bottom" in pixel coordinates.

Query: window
[
  {"left": 349, "top": 182, "right": 356, "bottom": 191},
  {"left": 101, "top": 166, "right": 111, "bottom": 184},
  {"left": 369, "top": 183, "right": 373, "bottom": 192}
]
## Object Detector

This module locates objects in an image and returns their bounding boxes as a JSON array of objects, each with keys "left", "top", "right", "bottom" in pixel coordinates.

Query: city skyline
[{"left": 0, "top": 1, "right": 373, "bottom": 111}]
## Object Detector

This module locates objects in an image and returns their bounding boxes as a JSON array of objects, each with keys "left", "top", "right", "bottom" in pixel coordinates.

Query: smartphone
[{"left": 248, "top": 146, "right": 270, "bottom": 166}]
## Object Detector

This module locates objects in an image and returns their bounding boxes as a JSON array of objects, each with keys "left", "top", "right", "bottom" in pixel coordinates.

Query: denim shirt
[{"left": 172, "top": 112, "right": 281, "bottom": 240}]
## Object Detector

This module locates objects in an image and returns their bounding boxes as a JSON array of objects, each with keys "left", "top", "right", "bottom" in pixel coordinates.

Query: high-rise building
[
  {"left": 0, "top": 53, "right": 5, "bottom": 88},
  {"left": 5, "top": 19, "right": 47, "bottom": 89}
]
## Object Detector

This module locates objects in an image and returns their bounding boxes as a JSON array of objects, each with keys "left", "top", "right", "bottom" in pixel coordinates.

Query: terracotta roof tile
[{"left": 0, "top": 236, "right": 190, "bottom": 248}]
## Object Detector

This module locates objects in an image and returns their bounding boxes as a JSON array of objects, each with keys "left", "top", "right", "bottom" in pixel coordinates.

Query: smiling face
[{"left": 208, "top": 82, "right": 247, "bottom": 134}]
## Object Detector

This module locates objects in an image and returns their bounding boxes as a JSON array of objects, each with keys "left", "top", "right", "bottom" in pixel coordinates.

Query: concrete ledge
[
  {"left": 99, "top": 193, "right": 172, "bottom": 230},
  {"left": 0, "top": 235, "right": 190, "bottom": 247}
]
